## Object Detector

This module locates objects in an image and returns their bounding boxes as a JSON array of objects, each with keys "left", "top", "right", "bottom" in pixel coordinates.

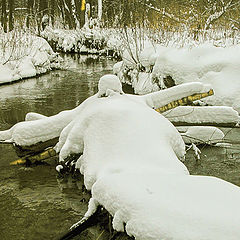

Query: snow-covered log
[
  {"left": 163, "top": 106, "right": 240, "bottom": 127},
  {"left": 54, "top": 76, "right": 240, "bottom": 240},
  {"left": 0, "top": 76, "right": 211, "bottom": 150},
  {"left": 2, "top": 74, "right": 240, "bottom": 239}
]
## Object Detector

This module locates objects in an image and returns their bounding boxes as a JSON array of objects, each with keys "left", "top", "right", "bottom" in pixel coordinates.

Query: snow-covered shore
[
  {"left": 41, "top": 26, "right": 122, "bottom": 57},
  {"left": 0, "top": 31, "right": 63, "bottom": 84},
  {"left": 114, "top": 41, "right": 240, "bottom": 113}
]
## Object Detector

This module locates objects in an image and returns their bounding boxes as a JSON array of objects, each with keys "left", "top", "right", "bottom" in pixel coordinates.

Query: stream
[{"left": 0, "top": 54, "right": 240, "bottom": 240}]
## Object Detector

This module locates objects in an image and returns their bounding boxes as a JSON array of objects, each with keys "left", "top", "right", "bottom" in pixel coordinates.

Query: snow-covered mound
[
  {"left": 55, "top": 85, "right": 240, "bottom": 240},
  {"left": 57, "top": 93, "right": 188, "bottom": 189},
  {"left": 92, "top": 173, "right": 240, "bottom": 240},
  {"left": 0, "top": 32, "right": 63, "bottom": 83}
]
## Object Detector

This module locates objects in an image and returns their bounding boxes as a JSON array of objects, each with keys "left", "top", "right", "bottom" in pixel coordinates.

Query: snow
[
  {"left": 157, "top": 44, "right": 240, "bottom": 112},
  {"left": 0, "top": 32, "right": 63, "bottom": 83},
  {"left": 180, "top": 126, "right": 225, "bottom": 144},
  {"left": 0, "top": 95, "right": 98, "bottom": 146},
  {"left": 2, "top": 73, "right": 240, "bottom": 239},
  {"left": 144, "top": 82, "right": 212, "bottom": 109},
  {"left": 41, "top": 27, "right": 121, "bottom": 56},
  {"left": 116, "top": 42, "right": 240, "bottom": 112},
  {"left": 163, "top": 106, "right": 240, "bottom": 125},
  {"left": 53, "top": 76, "right": 240, "bottom": 239},
  {"left": 97, "top": 74, "right": 123, "bottom": 97},
  {"left": 92, "top": 173, "right": 240, "bottom": 240}
]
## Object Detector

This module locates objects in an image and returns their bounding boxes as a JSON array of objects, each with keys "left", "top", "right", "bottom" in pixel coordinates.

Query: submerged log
[
  {"left": 10, "top": 147, "right": 57, "bottom": 165},
  {"left": 59, "top": 204, "right": 134, "bottom": 240},
  {"left": 13, "top": 137, "right": 59, "bottom": 158}
]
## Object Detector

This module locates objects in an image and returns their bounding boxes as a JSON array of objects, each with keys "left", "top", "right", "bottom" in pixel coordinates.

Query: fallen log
[
  {"left": 13, "top": 137, "right": 59, "bottom": 157},
  {"left": 10, "top": 147, "right": 57, "bottom": 165},
  {"left": 155, "top": 89, "right": 214, "bottom": 113},
  {"left": 58, "top": 205, "right": 134, "bottom": 240}
]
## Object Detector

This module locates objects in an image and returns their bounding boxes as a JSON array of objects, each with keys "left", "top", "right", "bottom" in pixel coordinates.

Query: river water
[{"left": 0, "top": 54, "right": 240, "bottom": 240}]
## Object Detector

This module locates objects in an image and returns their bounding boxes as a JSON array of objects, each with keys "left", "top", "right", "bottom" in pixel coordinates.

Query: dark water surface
[
  {"left": 0, "top": 55, "right": 114, "bottom": 240},
  {"left": 0, "top": 54, "right": 240, "bottom": 239}
]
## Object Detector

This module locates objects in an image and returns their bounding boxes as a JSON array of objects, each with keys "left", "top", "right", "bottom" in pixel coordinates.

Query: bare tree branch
[{"left": 204, "top": 0, "right": 233, "bottom": 30}]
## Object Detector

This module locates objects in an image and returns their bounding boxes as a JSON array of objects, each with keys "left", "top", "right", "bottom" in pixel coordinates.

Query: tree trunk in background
[
  {"left": 80, "top": 0, "right": 85, "bottom": 28},
  {"left": 8, "top": 0, "right": 14, "bottom": 31},
  {"left": 1, "top": 0, "right": 8, "bottom": 32},
  {"left": 64, "top": 0, "right": 76, "bottom": 29},
  {"left": 50, "top": 0, "right": 55, "bottom": 26},
  {"left": 39, "top": 0, "right": 48, "bottom": 31},
  {"left": 58, "top": 0, "right": 66, "bottom": 27},
  {"left": 98, "top": 0, "right": 102, "bottom": 21},
  {"left": 26, "top": 0, "right": 33, "bottom": 28},
  {"left": 39, "top": 0, "right": 48, "bottom": 16},
  {"left": 71, "top": 0, "right": 80, "bottom": 28}
]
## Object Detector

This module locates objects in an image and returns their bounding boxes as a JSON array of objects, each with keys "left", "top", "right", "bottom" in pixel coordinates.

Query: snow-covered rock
[
  {"left": 163, "top": 106, "right": 240, "bottom": 126},
  {"left": 180, "top": 126, "right": 225, "bottom": 144}
]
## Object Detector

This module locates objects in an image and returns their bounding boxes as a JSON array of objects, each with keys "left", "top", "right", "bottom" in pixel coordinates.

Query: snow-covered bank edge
[
  {"left": 0, "top": 31, "right": 64, "bottom": 84},
  {"left": 41, "top": 27, "right": 122, "bottom": 58},
  {"left": 114, "top": 41, "right": 240, "bottom": 113}
]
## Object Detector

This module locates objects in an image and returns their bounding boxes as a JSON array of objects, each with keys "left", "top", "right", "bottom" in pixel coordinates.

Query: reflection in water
[{"left": 0, "top": 55, "right": 115, "bottom": 240}]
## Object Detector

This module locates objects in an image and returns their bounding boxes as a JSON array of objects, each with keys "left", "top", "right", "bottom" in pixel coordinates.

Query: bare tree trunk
[
  {"left": 98, "top": 0, "right": 102, "bottom": 21},
  {"left": 80, "top": 0, "right": 85, "bottom": 28},
  {"left": 71, "top": 0, "right": 80, "bottom": 28},
  {"left": 1, "top": 0, "right": 8, "bottom": 32},
  {"left": 8, "top": 0, "right": 14, "bottom": 31},
  {"left": 26, "top": 0, "right": 33, "bottom": 28},
  {"left": 50, "top": 0, "right": 55, "bottom": 26}
]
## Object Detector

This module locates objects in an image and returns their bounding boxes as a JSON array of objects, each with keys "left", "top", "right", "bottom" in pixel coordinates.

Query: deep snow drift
[
  {"left": 0, "top": 31, "right": 63, "bottom": 83},
  {"left": 115, "top": 42, "right": 240, "bottom": 113}
]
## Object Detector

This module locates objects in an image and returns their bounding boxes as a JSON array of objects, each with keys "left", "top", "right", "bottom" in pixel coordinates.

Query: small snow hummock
[{"left": 180, "top": 126, "right": 225, "bottom": 144}]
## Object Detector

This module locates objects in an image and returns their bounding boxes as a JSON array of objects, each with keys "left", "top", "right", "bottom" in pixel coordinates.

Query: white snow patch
[
  {"left": 181, "top": 126, "right": 225, "bottom": 144},
  {"left": 163, "top": 106, "right": 240, "bottom": 125},
  {"left": 152, "top": 44, "right": 240, "bottom": 112}
]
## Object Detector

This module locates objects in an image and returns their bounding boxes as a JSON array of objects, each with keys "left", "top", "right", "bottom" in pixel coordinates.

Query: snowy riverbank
[
  {"left": 41, "top": 26, "right": 122, "bottom": 57},
  {"left": 0, "top": 31, "right": 63, "bottom": 84},
  {"left": 114, "top": 41, "right": 240, "bottom": 113}
]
